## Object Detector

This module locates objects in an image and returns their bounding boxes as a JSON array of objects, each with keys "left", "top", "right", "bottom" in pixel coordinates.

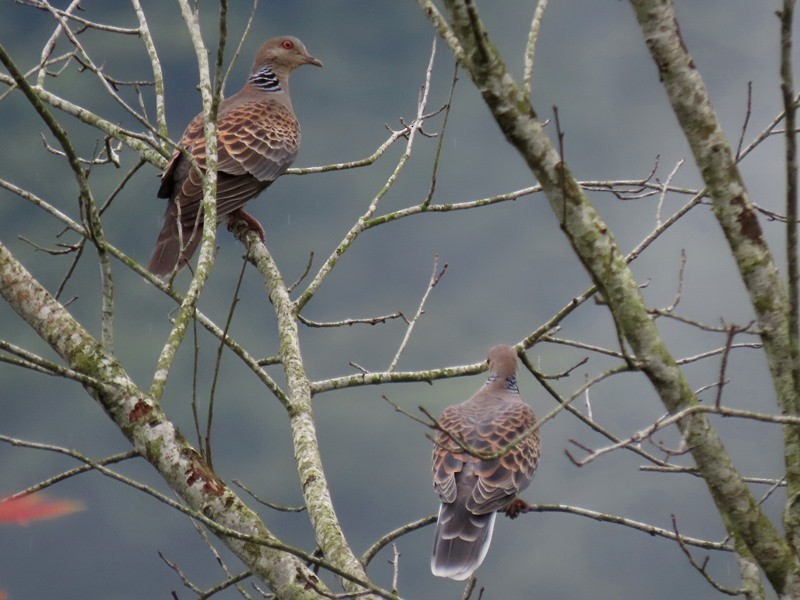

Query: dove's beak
[{"left": 305, "top": 54, "right": 323, "bottom": 68}]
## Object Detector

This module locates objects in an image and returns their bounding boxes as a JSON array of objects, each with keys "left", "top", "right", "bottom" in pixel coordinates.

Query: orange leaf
[{"left": 0, "top": 494, "right": 84, "bottom": 525}]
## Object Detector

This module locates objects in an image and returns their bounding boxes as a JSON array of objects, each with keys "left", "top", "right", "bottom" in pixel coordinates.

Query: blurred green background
[{"left": 0, "top": 1, "right": 789, "bottom": 598}]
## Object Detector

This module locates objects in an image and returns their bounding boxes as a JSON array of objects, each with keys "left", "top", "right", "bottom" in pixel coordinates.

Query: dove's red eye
[{"left": 282, "top": 40, "right": 294, "bottom": 50}]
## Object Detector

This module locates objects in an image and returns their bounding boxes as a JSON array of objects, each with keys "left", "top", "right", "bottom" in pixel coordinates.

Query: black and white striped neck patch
[
  {"left": 249, "top": 66, "right": 282, "bottom": 93},
  {"left": 486, "top": 374, "right": 520, "bottom": 394}
]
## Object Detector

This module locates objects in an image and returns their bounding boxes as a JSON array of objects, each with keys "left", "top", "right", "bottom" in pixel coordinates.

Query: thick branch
[
  {"left": 780, "top": 0, "right": 800, "bottom": 558},
  {"left": 231, "top": 222, "right": 377, "bottom": 598},
  {"left": 628, "top": 0, "right": 800, "bottom": 590}
]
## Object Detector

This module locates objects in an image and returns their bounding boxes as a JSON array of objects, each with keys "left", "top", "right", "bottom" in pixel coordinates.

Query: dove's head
[
  {"left": 252, "top": 36, "right": 323, "bottom": 76},
  {"left": 487, "top": 345, "right": 518, "bottom": 379}
]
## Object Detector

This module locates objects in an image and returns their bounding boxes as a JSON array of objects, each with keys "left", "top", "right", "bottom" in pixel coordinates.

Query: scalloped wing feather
[
  {"left": 155, "top": 98, "right": 298, "bottom": 230},
  {"left": 432, "top": 395, "right": 539, "bottom": 513}
]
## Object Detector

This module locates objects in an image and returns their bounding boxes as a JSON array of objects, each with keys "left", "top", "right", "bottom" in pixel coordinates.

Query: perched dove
[
  {"left": 431, "top": 344, "right": 540, "bottom": 580},
  {"left": 147, "top": 36, "right": 322, "bottom": 276}
]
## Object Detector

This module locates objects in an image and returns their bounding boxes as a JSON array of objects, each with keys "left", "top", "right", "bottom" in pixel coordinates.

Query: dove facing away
[
  {"left": 431, "top": 344, "right": 540, "bottom": 580},
  {"left": 147, "top": 36, "right": 322, "bottom": 276}
]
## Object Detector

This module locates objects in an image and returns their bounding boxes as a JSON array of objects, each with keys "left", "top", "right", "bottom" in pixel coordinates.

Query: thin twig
[
  {"left": 460, "top": 577, "right": 479, "bottom": 600},
  {"left": 187, "top": 517, "right": 255, "bottom": 600},
  {"left": 0, "top": 340, "right": 100, "bottom": 387},
  {"left": 221, "top": 0, "right": 259, "bottom": 94},
  {"left": 158, "top": 551, "right": 204, "bottom": 595},
  {"left": 568, "top": 403, "right": 800, "bottom": 467},
  {"left": 285, "top": 129, "right": 410, "bottom": 176},
  {"left": 421, "top": 57, "right": 458, "bottom": 209},
  {"left": 9, "top": 451, "right": 138, "bottom": 497},
  {"left": 361, "top": 515, "right": 437, "bottom": 566},
  {"left": 640, "top": 465, "right": 786, "bottom": 488},
  {"left": 714, "top": 323, "right": 751, "bottom": 408},
  {"left": 232, "top": 480, "right": 306, "bottom": 513},
  {"left": 287, "top": 251, "right": 314, "bottom": 293},
  {"left": 387, "top": 255, "right": 447, "bottom": 372},
  {"left": 522, "top": 0, "right": 548, "bottom": 103},
  {"left": 205, "top": 256, "right": 249, "bottom": 468},
  {"left": 671, "top": 515, "right": 744, "bottom": 595},
  {"left": 735, "top": 82, "right": 753, "bottom": 161},
  {"left": 488, "top": 501, "right": 731, "bottom": 551},
  {"left": 655, "top": 159, "right": 684, "bottom": 226},
  {"left": 389, "top": 544, "right": 401, "bottom": 595},
  {"left": 299, "top": 312, "right": 406, "bottom": 328}
]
